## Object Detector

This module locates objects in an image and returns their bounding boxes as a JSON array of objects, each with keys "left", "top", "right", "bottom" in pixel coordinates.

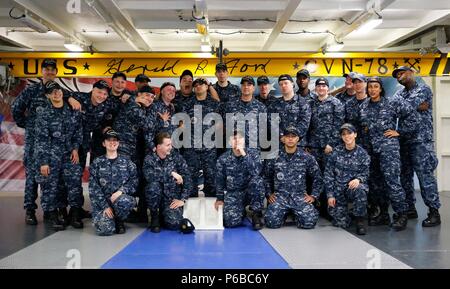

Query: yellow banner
[{"left": 1, "top": 52, "right": 449, "bottom": 77}]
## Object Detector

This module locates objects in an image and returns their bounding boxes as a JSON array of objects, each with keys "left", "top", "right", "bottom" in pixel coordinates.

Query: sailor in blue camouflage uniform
[
  {"left": 325, "top": 123, "right": 370, "bottom": 235},
  {"left": 214, "top": 130, "right": 264, "bottom": 230},
  {"left": 360, "top": 76, "right": 419, "bottom": 231},
  {"left": 295, "top": 69, "right": 316, "bottom": 103},
  {"left": 174, "top": 69, "right": 220, "bottom": 113},
  {"left": 306, "top": 77, "right": 344, "bottom": 219},
  {"left": 307, "top": 77, "right": 345, "bottom": 171},
  {"left": 113, "top": 85, "right": 156, "bottom": 163},
  {"left": 222, "top": 76, "right": 267, "bottom": 150},
  {"left": 89, "top": 130, "right": 138, "bottom": 236},
  {"left": 143, "top": 132, "right": 193, "bottom": 233},
  {"left": 180, "top": 78, "right": 221, "bottom": 197},
  {"left": 213, "top": 63, "right": 241, "bottom": 104},
  {"left": 71, "top": 80, "right": 110, "bottom": 171},
  {"left": 12, "top": 58, "right": 81, "bottom": 225},
  {"left": 268, "top": 74, "right": 311, "bottom": 149},
  {"left": 335, "top": 72, "right": 357, "bottom": 104},
  {"left": 392, "top": 66, "right": 441, "bottom": 226},
  {"left": 264, "top": 126, "right": 323, "bottom": 229},
  {"left": 91, "top": 72, "right": 132, "bottom": 161},
  {"left": 174, "top": 69, "right": 195, "bottom": 113},
  {"left": 34, "top": 81, "right": 83, "bottom": 231},
  {"left": 344, "top": 73, "right": 371, "bottom": 152},
  {"left": 152, "top": 82, "right": 179, "bottom": 135},
  {"left": 112, "top": 85, "right": 157, "bottom": 222},
  {"left": 255, "top": 75, "right": 277, "bottom": 107}
]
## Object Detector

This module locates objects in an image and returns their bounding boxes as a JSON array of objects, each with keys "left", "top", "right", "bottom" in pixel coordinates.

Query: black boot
[
  {"left": 69, "top": 207, "right": 84, "bottom": 229},
  {"left": 367, "top": 204, "right": 380, "bottom": 221},
  {"left": 422, "top": 208, "right": 441, "bottom": 227},
  {"left": 252, "top": 211, "right": 264, "bottom": 230},
  {"left": 25, "top": 209, "right": 37, "bottom": 225},
  {"left": 58, "top": 207, "right": 70, "bottom": 226},
  {"left": 355, "top": 217, "right": 366, "bottom": 235},
  {"left": 49, "top": 210, "right": 65, "bottom": 231},
  {"left": 149, "top": 209, "right": 160, "bottom": 233},
  {"left": 368, "top": 206, "right": 390, "bottom": 226},
  {"left": 80, "top": 208, "right": 92, "bottom": 219},
  {"left": 115, "top": 219, "right": 126, "bottom": 234},
  {"left": 392, "top": 213, "right": 408, "bottom": 231},
  {"left": 393, "top": 205, "right": 418, "bottom": 220}
]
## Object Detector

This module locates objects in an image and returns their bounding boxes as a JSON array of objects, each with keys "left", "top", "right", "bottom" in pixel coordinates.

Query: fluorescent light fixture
[
  {"left": 64, "top": 40, "right": 84, "bottom": 51},
  {"left": 355, "top": 15, "right": 383, "bottom": 34},
  {"left": 19, "top": 14, "right": 49, "bottom": 33},
  {"left": 201, "top": 43, "right": 210, "bottom": 52}
]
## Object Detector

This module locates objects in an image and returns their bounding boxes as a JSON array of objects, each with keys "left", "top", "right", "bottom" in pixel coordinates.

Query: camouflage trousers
[
  {"left": 182, "top": 148, "right": 217, "bottom": 197},
  {"left": 369, "top": 146, "right": 408, "bottom": 214},
  {"left": 35, "top": 156, "right": 83, "bottom": 212},
  {"left": 23, "top": 130, "right": 38, "bottom": 210},
  {"left": 265, "top": 194, "right": 319, "bottom": 229},
  {"left": 328, "top": 183, "right": 368, "bottom": 228},
  {"left": 223, "top": 176, "right": 265, "bottom": 227},
  {"left": 93, "top": 194, "right": 136, "bottom": 236},
  {"left": 400, "top": 141, "right": 440, "bottom": 209}
]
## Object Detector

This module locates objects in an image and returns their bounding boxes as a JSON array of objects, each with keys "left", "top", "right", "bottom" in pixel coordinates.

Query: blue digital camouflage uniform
[
  {"left": 180, "top": 96, "right": 220, "bottom": 197},
  {"left": 344, "top": 97, "right": 372, "bottom": 152},
  {"left": 268, "top": 94, "right": 311, "bottom": 144},
  {"left": 296, "top": 89, "right": 316, "bottom": 103},
  {"left": 34, "top": 101, "right": 83, "bottom": 212},
  {"left": 360, "top": 95, "right": 420, "bottom": 214},
  {"left": 152, "top": 98, "right": 178, "bottom": 135},
  {"left": 264, "top": 148, "right": 323, "bottom": 229},
  {"left": 324, "top": 144, "right": 370, "bottom": 228},
  {"left": 213, "top": 81, "right": 241, "bottom": 103},
  {"left": 71, "top": 91, "right": 109, "bottom": 170},
  {"left": 12, "top": 81, "right": 70, "bottom": 210},
  {"left": 255, "top": 91, "right": 277, "bottom": 108},
  {"left": 216, "top": 148, "right": 265, "bottom": 227},
  {"left": 174, "top": 90, "right": 195, "bottom": 113},
  {"left": 143, "top": 151, "right": 193, "bottom": 229},
  {"left": 222, "top": 98, "right": 267, "bottom": 149},
  {"left": 335, "top": 90, "right": 355, "bottom": 104},
  {"left": 113, "top": 96, "right": 157, "bottom": 213},
  {"left": 113, "top": 96, "right": 156, "bottom": 163},
  {"left": 307, "top": 95, "right": 345, "bottom": 170},
  {"left": 394, "top": 82, "right": 440, "bottom": 209},
  {"left": 89, "top": 155, "right": 138, "bottom": 236},
  {"left": 90, "top": 90, "right": 132, "bottom": 161}
]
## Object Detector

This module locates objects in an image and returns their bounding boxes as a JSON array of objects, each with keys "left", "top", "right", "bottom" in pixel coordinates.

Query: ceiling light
[
  {"left": 200, "top": 35, "right": 210, "bottom": 52},
  {"left": 64, "top": 40, "right": 84, "bottom": 51},
  {"left": 354, "top": 14, "right": 383, "bottom": 34},
  {"left": 201, "top": 43, "right": 210, "bottom": 52},
  {"left": 18, "top": 13, "right": 49, "bottom": 33}
]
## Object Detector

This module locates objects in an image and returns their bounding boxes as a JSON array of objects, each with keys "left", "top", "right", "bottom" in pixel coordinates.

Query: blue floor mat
[{"left": 102, "top": 221, "right": 290, "bottom": 269}]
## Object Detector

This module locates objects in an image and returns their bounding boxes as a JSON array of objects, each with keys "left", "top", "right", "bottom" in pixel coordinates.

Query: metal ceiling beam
[
  {"left": 12, "top": 0, "right": 91, "bottom": 47},
  {"left": 378, "top": 10, "right": 450, "bottom": 48},
  {"left": 261, "top": 0, "right": 303, "bottom": 51},
  {"left": 117, "top": 0, "right": 287, "bottom": 11},
  {"left": 385, "top": 0, "right": 450, "bottom": 10},
  {"left": 134, "top": 20, "right": 275, "bottom": 30},
  {"left": 0, "top": 28, "right": 32, "bottom": 50},
  {"left": 85, "top": 0, "right": 151, "bottom": 51}
]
